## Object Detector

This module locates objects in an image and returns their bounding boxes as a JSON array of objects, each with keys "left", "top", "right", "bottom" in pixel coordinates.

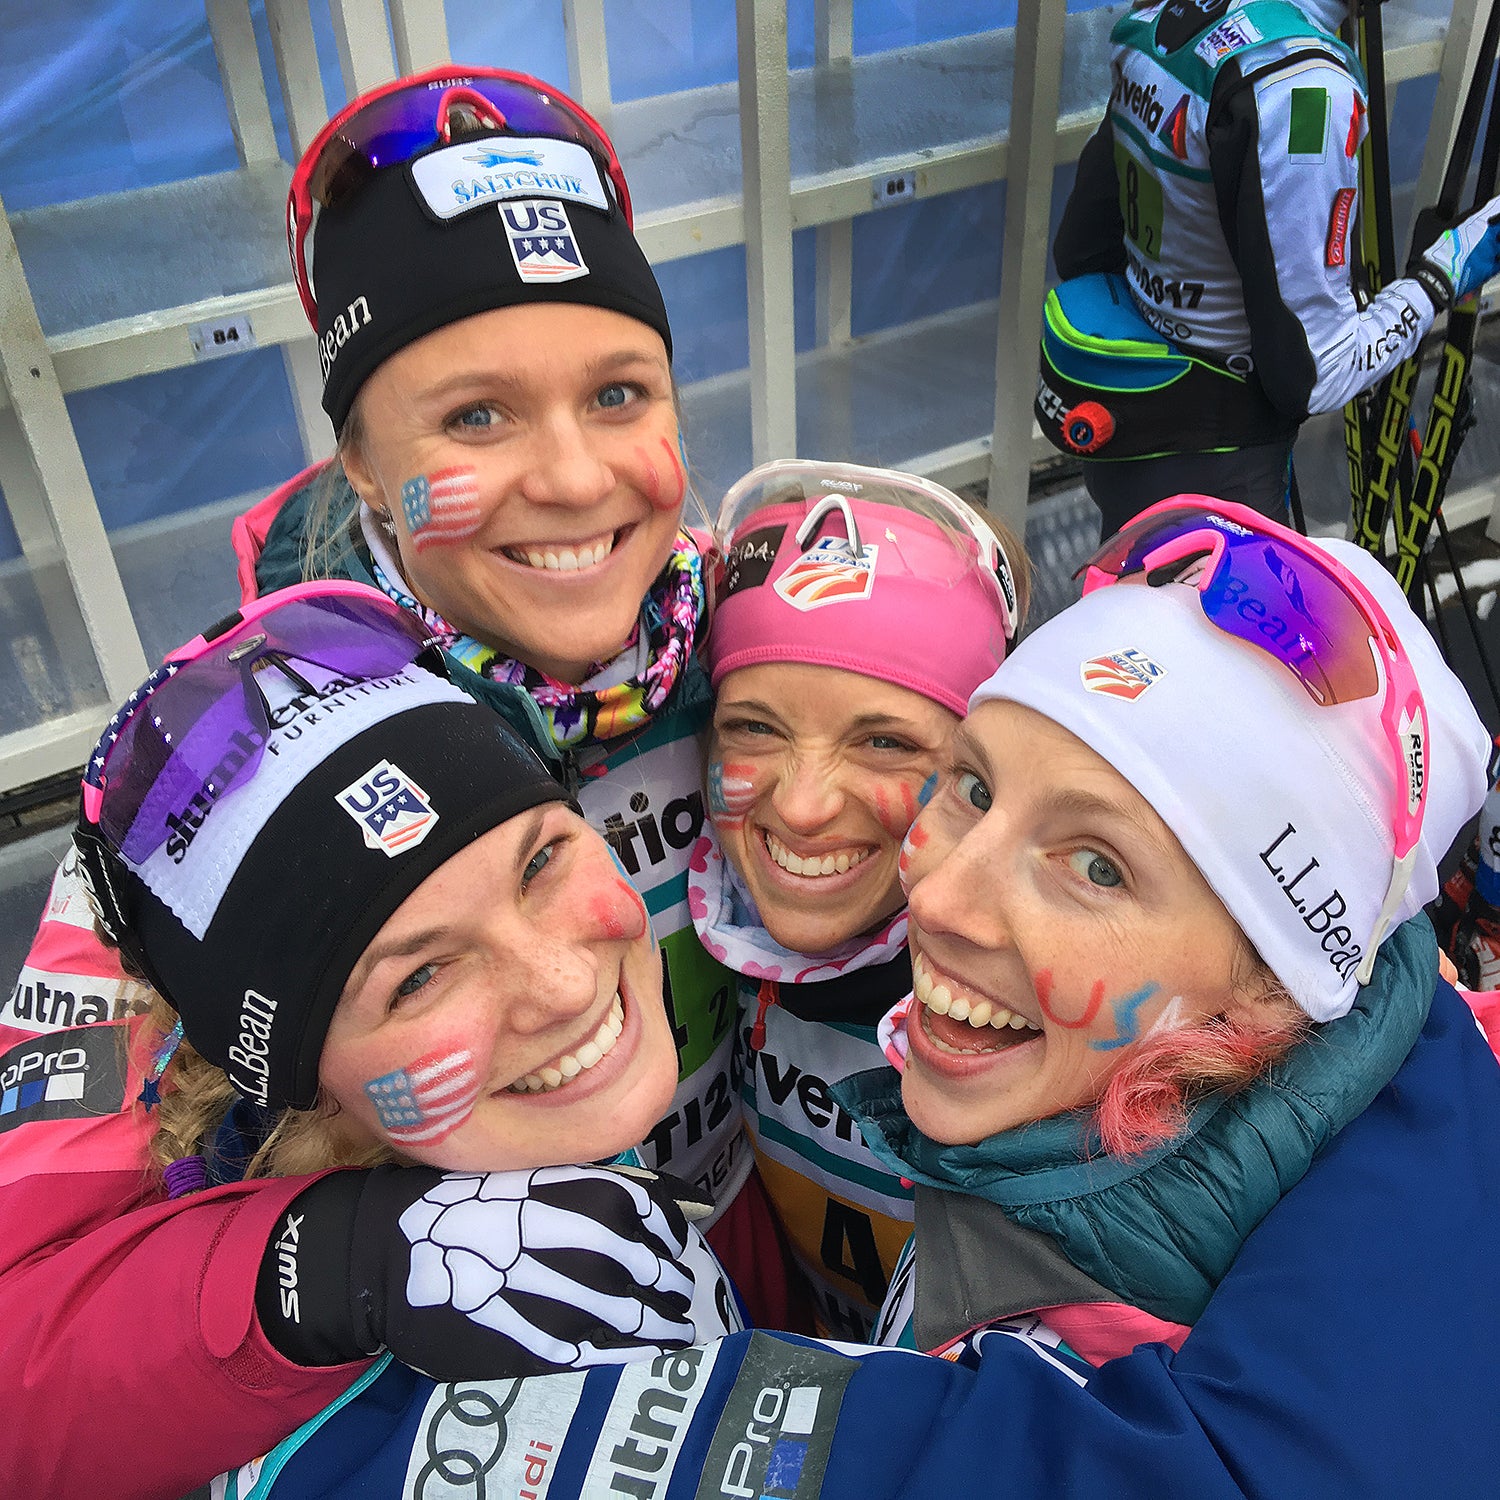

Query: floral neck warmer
[
  {"left": 364, "top": 510, "right": 705, "bottom": 748},
  {"left": 687, "top": 824, "right": 909, "bottom": 983}
]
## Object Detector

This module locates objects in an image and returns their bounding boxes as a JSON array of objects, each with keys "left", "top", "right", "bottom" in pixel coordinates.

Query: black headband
[
  {"left": 118, "top": 700, "right": 568, "bottom": 1110},
  {"left": 313, "top": 134, "right": 672, "bottom": 433}
]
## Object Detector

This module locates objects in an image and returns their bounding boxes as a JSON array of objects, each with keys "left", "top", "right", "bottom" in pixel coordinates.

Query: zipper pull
[{"left": 749, "top": 978, "right": 778, "bottom": 1052}]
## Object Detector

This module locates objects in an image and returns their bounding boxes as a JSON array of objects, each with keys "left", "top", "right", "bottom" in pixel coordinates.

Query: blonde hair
[
  {"left": 298, "top": 406, "right": 369, "bottom": 586},
  {"left": 136, "top": 986, "right": 397, "bottom": 1184}
]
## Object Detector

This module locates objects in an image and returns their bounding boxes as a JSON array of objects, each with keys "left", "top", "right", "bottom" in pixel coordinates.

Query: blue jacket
[
  {"left": 840, "top": 913, "right": 1433, "bottom": 1340},
  {"left": 219, "top": 976, "right": 1500, "bottom": 1499}
]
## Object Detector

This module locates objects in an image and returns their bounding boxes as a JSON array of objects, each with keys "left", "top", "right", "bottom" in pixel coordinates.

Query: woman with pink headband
[{"left": 690, "top": 459, "right": 1024, "bottom": 1338}]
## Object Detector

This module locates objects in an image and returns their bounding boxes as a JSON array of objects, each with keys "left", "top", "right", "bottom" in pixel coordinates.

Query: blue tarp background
[{"left": 0, "top": 0, "right": 1439, "bottom": 560}]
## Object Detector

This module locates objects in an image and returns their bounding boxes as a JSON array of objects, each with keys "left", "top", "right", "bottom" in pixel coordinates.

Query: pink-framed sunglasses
[
  {"left": 79, "top": 581, "right": 441, "bottom": 867},
  {"left": 1077, "top": 496, "right": 1429, "bottom": 981},
  {"left": 286, "top": 64, "right": 632, "bottom": 324}
]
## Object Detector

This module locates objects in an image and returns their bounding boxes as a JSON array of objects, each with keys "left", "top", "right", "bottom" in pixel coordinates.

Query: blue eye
[
  {"left": 596, "top": 383, "right": 632, "bottom": 409},
  {"left": 523, "top": 843, "right": 554, "bottom": 888},
  {"left": 956, "top": 770, "right": 992, "bottom": 813},
  {"left": 717, "top": 717, "right": 776, "bottom": 738},
  {"left": 453, "top": 405, "right": 496, "bottom": 430},
  {"left": 395, "top": 962, "right": 438, "bottom": 1000},
  {"left": 1068, "top": 849, "right": 1123, "bottom": 888}
]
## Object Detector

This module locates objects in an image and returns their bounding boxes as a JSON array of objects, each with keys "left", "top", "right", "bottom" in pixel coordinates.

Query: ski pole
[
  {"left": 1394, "top": 42, "right": 1500, "bottom": 599},
  {"left": 1359, "top": 0, "right": 1500, "bottom": 559}
]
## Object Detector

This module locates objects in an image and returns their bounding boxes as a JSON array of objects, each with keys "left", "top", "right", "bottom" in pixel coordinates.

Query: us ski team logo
[
  {"left": 1081, "top": 648, "right": 1165, "bottom": 700},
  {"left": 501, "top": 199, "right": 589, "bottom": 284},
  {"left": 337, "top": 760, "right": 439, "bottom": 855},
  {"left": 774, "top": 536, "right": 879, "bottom": 611}
]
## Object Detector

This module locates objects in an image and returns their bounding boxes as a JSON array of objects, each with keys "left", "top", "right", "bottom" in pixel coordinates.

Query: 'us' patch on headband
[
  {"left": 501, "top": 199, "right": 589, "bottom": 284},
  {"left": 774, "top": 536, "right": 879, "bottom": 611},
  {"left": 1081, "top": 648, "right": 1165, "bottom": 700},
  {"left": 337, "top": 760, "right": 439, "bottom": 856}
]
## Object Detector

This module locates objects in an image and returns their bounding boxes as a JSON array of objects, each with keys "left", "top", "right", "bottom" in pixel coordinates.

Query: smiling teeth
[
  {"left": 508, "top": 535, "right": 614, "bottom": 572},
  {"left": 765, "top": 833, "right": 872, "bottom": 878},
  {"left": 508, "top": 996, "right": 625, "bottom": 1093},
  {"left": 912, "top": 952, "right": 1041, "bottom": 1034}
]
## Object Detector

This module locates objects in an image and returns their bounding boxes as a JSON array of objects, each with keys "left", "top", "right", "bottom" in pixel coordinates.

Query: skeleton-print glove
[{"left": 254, "top": 1163, "right": 702, "bottom": 1376}]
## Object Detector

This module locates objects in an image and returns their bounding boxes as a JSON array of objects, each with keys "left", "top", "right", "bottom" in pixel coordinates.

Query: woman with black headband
[
  {"left": 16, "top": 67, "right": 784, "bottom": 1325},
  {"left": 0, "top": 583, "right": 741, "bottom": 1494},
  {"left": 264, "top": 69, "right": 761, "bottom": 1286}
]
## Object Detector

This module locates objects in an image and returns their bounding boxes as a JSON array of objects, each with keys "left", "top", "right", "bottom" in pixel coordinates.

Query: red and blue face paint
[
  {"left": 707, "top": 760, "right": 758, "bottom": 831},
  {"left": 1034, "top": 970, "right": 1163, "bottom": 1050},
  {"left": 1090, "top": 982, "right": 1160, "bottom": 1051},
  {"left": 400, "top": 467, "right": 483, "bottom": 552},
  {"left": 365, "top": 1045, "right": 482, "bottom": 1145},
  {"left": 898, "top": 814, "right": 931, "bottom": 895},
  {"left": 873, "top": 778, "right": 921, "bottom": 841}
]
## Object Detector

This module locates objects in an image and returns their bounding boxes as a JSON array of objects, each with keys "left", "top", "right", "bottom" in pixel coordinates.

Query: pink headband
[{"left": 708, "top": 496, "right": 1012, "bottom": 716}]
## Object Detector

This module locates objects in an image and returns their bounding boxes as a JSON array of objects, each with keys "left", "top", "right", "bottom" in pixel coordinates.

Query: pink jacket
[{"left": 0, "top": 854, "right": 367, "bottom": 1499}]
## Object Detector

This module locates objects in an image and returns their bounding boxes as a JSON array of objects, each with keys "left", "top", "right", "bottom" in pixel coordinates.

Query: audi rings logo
[{"left": 414, "top": 1383, "right": 523, "bottom": 1497}]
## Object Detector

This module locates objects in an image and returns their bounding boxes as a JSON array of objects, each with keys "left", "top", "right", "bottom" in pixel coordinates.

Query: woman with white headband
[{"left": 832, "top": 498, "right": 1500, "bottom": 1374}]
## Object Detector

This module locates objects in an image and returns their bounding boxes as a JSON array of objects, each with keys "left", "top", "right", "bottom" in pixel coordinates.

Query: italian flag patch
[{"left": 1288, "top": 87, "right": 1329, "bottom": 160}]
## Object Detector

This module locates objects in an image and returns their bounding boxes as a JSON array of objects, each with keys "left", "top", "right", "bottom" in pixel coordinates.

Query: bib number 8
[{"left": 1116, "top": 147, "right": 1164, "bottom": 255}]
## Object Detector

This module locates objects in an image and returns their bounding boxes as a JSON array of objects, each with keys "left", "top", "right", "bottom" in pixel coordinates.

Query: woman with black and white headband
[{"left": 16, "top": 65, "right": 784, "bottom": 1324}]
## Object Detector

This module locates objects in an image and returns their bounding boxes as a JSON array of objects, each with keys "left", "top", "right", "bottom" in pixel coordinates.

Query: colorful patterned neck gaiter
[{"left": 371, "top": 530, "right": 706, "bottom": 748}]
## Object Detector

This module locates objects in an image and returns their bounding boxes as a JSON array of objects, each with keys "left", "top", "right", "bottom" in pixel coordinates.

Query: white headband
[{"left": 971, "top": 539, "right": 1488, "bottom": 1021}]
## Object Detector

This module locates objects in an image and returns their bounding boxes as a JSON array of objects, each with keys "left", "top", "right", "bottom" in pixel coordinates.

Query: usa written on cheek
[
  {"left": 400, "top": 467, "right": 484, "bottom": 552},
  {"left": 1034, "top": 971, "right": 1162, "bottom": 1049}
]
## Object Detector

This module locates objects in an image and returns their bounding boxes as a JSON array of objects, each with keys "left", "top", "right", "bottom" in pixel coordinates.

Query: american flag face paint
[
  {"left": 873, "top": 778, "right": 920, "bottom": 840},
  {"left": 364, "top": 1045, "right": 482, "bottom": 1145},
  {"left": 400, "top": 467, "right": 483, "bottom": 552},
  {"left": 897, "top": 813, "right": 931, "bottom": 896},
  {"left": 707, "top": 760, "right": 758, "bottom": 831}
]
